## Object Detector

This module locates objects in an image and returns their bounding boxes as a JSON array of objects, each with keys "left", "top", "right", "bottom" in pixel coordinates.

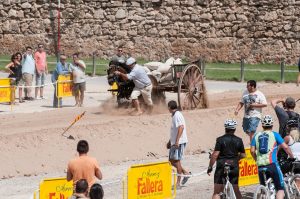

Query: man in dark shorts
[{"left": 207, "top": 119, "right": 245, "bottom": 199}]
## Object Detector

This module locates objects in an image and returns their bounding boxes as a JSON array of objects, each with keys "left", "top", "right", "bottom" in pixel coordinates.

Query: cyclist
[
  {"left": 250, "top": 115, "right": 294, "bottom": 199},
  {"left": 207, "top": 119, "right": 246, "bottom": 199}
]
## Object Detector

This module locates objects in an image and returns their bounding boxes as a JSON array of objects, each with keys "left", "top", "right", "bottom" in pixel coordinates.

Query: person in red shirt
[{"left": 34, "top": 44, "right": 48, "bottom": 99}]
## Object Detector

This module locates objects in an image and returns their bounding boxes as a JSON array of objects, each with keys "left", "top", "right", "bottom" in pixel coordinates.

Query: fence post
[
  {"left": 280, "top": 58, "right": 285, "bottom": 84},
  {"left": 240, "top": 58, "right": 245, "bottom": 82},
  {"left": 201, "top": 59, "right": 206, "bottom": 77},
  {"left": 92, "top": 52, "right": 96, "bottom": 76}
]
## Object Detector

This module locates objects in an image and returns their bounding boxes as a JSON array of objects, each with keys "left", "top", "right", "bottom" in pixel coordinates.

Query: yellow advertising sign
[
  {"left": 0, "top": 78, "right": 13, "bottom": 103},
  {"left": 238, "top": 148, "right": 259, "bottom": 187},
  {"left": 127, "top": 161, "right": 173, "bottom": 199},
  {"left": 57, "top": 75, "right": 73, "bottom": 98},
  {"left": 39, "top": 177, "right": 73, "bottom": 199}
]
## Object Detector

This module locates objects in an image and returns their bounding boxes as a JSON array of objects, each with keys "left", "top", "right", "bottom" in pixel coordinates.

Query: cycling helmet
[
  {"left": 286, "top": 119, "right": 298, "bottom": 128},
  {"left": 224, "top": 119, "right": 237, "bottom": 129},
  {"left": 261, "top": 115, "right": 273, "bottom": 127}
]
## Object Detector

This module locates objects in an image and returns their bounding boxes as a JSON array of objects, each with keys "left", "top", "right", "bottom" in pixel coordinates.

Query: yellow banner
[
  {"left": 127, "top": 161, "right": 173, "bottom": 199},
  {"left": 39, "top": 177, "right": 73, "bottom": 199},
  {"left": 0, "top": 78, "right": 14, "bottom": 103},
  {"left": 238, "top": 148, "right": 259, "bottom": 187},
  {"left": 57, "top": 75, "right": 73, "bottom": 98}
]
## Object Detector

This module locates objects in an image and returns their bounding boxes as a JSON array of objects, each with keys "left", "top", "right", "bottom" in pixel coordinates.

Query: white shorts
[{"left": 131, "top": 84, "right": 153, "bottom": 106}]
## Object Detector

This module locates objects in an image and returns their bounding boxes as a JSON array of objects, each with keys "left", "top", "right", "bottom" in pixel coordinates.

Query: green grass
[
  {"left": 205, "top": 62, "right": 298, "bottom": 83},
  {"left": 0, "top": 55, "right": 109, "bottom": 76},
  {"left": 0, "top": 55, "right": 298, "bottom": 83}
]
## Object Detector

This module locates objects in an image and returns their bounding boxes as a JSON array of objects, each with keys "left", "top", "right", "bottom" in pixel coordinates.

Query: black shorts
[
  {"left": 214, "top": 160, "right": 239, "bottom": 185},
  {"left": 72, "top": 82, "right": 86, "bottom": 95}
]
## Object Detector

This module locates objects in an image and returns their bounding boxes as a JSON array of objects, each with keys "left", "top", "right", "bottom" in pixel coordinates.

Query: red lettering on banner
[
  {"left": 239, "top": 161, "right": 258, "bottom": 177},
  {"left": 0, "top": 91, "right": 8, "bottom": 98},
  {"left": 60, "top": 193, "right": 65, "bottom": 199},
  {"left": 62, "top": 84, "right": 71, "bottom": 93},
  {"left": 49, "top": 192, "right": 55, "bottom": 199},
  {"left": 137, "top": 177, "right": 163, "bottom": 195}
]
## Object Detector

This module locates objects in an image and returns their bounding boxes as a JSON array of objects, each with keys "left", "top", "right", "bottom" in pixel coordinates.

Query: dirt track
[{"left": 1, "top": 78, "right": 300, "bottom": 198}]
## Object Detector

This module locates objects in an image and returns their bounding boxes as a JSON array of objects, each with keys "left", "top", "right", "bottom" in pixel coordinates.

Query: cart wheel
[
  {"left": 148, "top": 75, "right": 166, "bottom": 105},
  {"left": 177, "top": 64, "right": 208, "bottom": 110}
]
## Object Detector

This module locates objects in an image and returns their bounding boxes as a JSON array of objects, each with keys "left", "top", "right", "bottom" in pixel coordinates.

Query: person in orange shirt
[
  {"left": 67, "top": 140, "right": 103, "bottom": 188},
  {"left": 34, "top": 44, "right": 48, "bottom": 99}
]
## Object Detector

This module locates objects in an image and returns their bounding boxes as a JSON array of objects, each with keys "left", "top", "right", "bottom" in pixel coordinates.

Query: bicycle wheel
[
  {"left": 254, "top": 185, "right": 270, "bottom": 199},
  {"left": 289, "top": 174, "right": 300, "bottom": 199},
  {"left": 226, "top": 183, "right": 236, "bottom": 199},
  {"left": 284, "top": 181, "right": 290, "bottom": 199}
]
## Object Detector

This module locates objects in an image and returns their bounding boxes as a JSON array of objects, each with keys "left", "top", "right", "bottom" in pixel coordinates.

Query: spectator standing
[
  {"left": 67, "top": 140, "right": 102, "bottom": 188},
  {"left": 70, "top": 53, "right": 86, "bottom": 107},
  {"left": 271, "top": 97, "right": 300, "bottom": 161},
  {"left": 89, "top": 183, "right": 104, "bottom": 199},
  {"left": 51, "top": 55, "right": 70, "bottom": 108},
  {"left": 111, "top": 46, "right": 126, "bottom": 64},
  {"left": 21, "top": 46, "right": 35, "bottom": 100},
  {"left": 207, "top": 119, "right": 245, "bottom": 199},
  {"left": 69, "top": 179, "right": 89, "bottom": 199},
  {"left": 166, "top": 100, "right": 190, "bottom": 189},
  {"left": 234, "top": 80, "right": 267, "bottom": 143},
  {"left": 114, "top": 57, "right": 153, "bottom": 115},
  {"left": 5, "top": 53, "right": 24, "bottom": 103},
  {"left": 34, "top": 44, "right": 48, "bottom": 99},
  {"left": 250, "top": 115, "right": 294, "bottom": 199}
]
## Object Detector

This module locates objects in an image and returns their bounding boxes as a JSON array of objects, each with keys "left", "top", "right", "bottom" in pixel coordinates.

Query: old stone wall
[{"left": 1, "top": 0, "right": 300, "bottom": 63}]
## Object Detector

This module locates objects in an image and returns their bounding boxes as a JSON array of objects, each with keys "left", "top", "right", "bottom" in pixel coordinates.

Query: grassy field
[{"left": 0, "top": 55, "right": 298, "bottom": 83}]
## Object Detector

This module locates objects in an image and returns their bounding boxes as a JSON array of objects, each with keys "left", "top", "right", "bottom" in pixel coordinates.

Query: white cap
[{"left": 126, "top": 57, "right": 136, "bottom": 65}]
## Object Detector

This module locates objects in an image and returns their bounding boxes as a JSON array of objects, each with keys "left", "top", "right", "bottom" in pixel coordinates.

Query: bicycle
[
  {"left": 219, "top": 163, "right": 236, "bottom": 199},
  {"left": 254, "top": 167, "right": 290, "bottom": 199},
  {"left": 285, "top": 160, "right": 300, "bottom": 199}
]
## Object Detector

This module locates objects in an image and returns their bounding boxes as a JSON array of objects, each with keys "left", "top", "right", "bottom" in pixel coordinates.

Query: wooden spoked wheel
[{"left": 177, "top": 64, "right": 208, "bottom": 110}]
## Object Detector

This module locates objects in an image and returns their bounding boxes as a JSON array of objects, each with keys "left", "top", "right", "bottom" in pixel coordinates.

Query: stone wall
[{"left": 1, "top": 0, "right": 300, "bottom": 63}]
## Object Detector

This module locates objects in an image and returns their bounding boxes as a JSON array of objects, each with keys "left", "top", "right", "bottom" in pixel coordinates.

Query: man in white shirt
[
  {"left": 234, "top": 80, "right": 267, "bottom": 143},
  {"left": 114, "top": 57, "right": 153, "bottom": 115},
  {"left": 70, "top": 53, "right": 86, "bottom": 107},
  {"left": 166, "top": 100, "right": 190, "bottom": 189}
]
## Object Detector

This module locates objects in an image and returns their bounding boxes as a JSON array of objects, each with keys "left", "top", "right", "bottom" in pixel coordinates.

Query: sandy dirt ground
[{"left": 0, "top": 72, "right": 300, "bottom": 199}]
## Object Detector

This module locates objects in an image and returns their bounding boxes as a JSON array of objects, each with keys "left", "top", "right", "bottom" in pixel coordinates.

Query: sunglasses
[{"left": 118, "top": 50, "right": 123, "bottom": 52}]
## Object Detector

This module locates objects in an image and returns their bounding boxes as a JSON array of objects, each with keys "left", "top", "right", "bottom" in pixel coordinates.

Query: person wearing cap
[
  {"left": 207, "top": 119, "right": 245, "bottom": 199},
  {"left": 234, "top": 80, "right": 267, "bottom": 143},
  {"left": 271, "top": 97, "right": 299, "bottom": 137},
  {"left": 271, "top": 97, "right": 300, "bottom": 162},
  {"left": 250, "top": 115, "right": 294, "bottom": 199},
  {"left": 114, "top": 57, "right": 153, "bottom": 115},
  {"left": 51, "top": 54, "right": 70, "bottom": 108}
]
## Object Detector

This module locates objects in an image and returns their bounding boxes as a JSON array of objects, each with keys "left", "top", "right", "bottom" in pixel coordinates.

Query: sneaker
[
  {"left": 27, "top": 97, "right": 35, "bottom": 101},
  {"left": 172, "top": 184, "right": 181, "bottom": 190},
  {"left": 36, "top": 96, "right": 42, "bottom": 100},
  {"left": 40, "top": 96, "right": 47, "bottom": 99},
  {"left": 181, "top": 172, "right": 192, "bottom": 185}
]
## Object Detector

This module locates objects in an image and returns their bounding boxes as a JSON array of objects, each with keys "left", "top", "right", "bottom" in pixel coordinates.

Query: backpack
[
  {"left": 258, "top": 132, "right": 269, "bottom": 154},
  {"left": 285, "top": 111, "right": 300, "bottom": 133}
]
